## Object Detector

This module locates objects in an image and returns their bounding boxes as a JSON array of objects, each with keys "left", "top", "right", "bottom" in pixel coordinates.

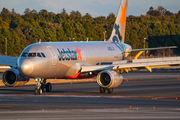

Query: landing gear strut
[
  {"left": 99, "top": 87, "right": 113, "bottom": 94},
  {"left": 34, "top": 78, "right": 43, "bottom": 95},
  {"left": 34, "top": 78, "right": 52, "bottom": 95}
]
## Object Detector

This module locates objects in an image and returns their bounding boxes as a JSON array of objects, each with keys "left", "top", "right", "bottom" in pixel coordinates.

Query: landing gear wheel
[
  {"left": 39, "top": 88, "right": 43, "bottom": 95},
  {"left": 40, "top": 83, "right": 45, "bottom": 92},
  {"left": 46, "top": 83, "right": 52, "bottom": 92},
  {"left": 108, "top": 88, "right": 113, "bottom": 94},
  {"left": 34, "top": 88, "right": 38, "bottom": 95},
  {"left": 100, "top": 87, "right": 105, "bottom": 93},
  {"left": 34, "top": 88, "right": 43, "bottom": 95}
]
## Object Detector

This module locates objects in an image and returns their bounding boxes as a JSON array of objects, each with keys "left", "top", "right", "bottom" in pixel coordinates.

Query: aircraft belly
[
  {"left": 30, "top": 66, "right": 69, "bottom": 78},
  {"left": 42, "top": 63, "right": 70, "bottom": 78}
]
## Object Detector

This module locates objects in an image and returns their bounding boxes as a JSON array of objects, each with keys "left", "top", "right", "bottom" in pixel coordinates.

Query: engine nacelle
[
  {"left": 2, "top": 69, "right": 29, "bottom": 87},
  {"left": 97, "top": 70, "right": 124, "bottom": 89}
]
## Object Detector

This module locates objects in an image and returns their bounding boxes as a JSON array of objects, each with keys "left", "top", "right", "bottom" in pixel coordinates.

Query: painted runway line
[{"left": 0, "top": 94, "right": 178, "bottom": 100}]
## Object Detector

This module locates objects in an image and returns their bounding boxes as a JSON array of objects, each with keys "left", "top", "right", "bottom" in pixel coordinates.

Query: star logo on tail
[
  {"left": 119, "top": 1, "right": 127, "bottom": 37},
  {"left": 75, "top": 47, "right": 82, "bottom": 61}
]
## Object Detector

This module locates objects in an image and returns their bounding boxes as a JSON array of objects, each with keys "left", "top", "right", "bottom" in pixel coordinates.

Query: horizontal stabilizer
[{"left": 127, "top": 46, "right": 177, "bottom": 52}]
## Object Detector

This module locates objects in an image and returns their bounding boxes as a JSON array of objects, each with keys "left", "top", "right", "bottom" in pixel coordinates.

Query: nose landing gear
[
  {"left": 34, "top": 78, "right": 52, "bottom": 95},
  {"left": 34, "top": 78, "right": 43, "bottom": 95}
]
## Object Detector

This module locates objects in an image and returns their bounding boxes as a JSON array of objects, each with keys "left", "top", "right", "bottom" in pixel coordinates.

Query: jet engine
[
  {"left": 97, "top": 70, "right": 124, "bottom": 89},
  {"left": 2, "top": 69, "right": 29, "bottom": 87}
]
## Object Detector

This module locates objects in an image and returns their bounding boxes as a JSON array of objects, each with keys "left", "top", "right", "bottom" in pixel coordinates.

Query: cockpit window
[
  {"left": 37, "top": 53, "right": 42, "bottom": 57},
  {"left": 41, "top": 53, "right": 46, "bottom": 58},
  {"left": 21, "top": 52, "right": 28, "bottom": 57},
  {"left": 21, "top": 52, "right": 45, "bottom": 58},
  {"left": 28, "top": 53, "right": 36, "bottom": 57}
]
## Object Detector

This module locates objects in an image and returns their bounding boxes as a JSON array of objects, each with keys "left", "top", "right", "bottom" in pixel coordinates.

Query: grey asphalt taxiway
[{"left": 0, "top": 70, "right": 180, "bottom": 119}]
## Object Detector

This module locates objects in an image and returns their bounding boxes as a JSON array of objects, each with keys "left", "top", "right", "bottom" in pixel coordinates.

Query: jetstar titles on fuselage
[{"left": 57, "top": 47, "right": 82, "bottom": 61}]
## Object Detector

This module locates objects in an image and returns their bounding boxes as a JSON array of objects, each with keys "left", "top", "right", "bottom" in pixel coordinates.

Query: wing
[
  {"left": 81, "top": 57, "right": 180, "bottom": 73},
  {"left": 0, "top": 55, "right": 18, "bottom": 67}
]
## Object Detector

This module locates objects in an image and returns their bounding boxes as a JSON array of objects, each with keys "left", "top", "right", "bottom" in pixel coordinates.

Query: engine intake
[
  {"left": 2, "top": 69, "right": 29, "bottom": 87},
  {"left": 97, "top": 70, "right": 124, "bottom": 89}
]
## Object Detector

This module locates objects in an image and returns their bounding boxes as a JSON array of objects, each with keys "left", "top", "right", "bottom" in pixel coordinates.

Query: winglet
[{"left": 108, "top": 0, "right": 128, "bottom": 43}]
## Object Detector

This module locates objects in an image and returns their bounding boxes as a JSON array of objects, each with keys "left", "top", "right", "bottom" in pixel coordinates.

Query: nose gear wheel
[{"left": 34, "top": 78, "right": 52, "bottom": 95}]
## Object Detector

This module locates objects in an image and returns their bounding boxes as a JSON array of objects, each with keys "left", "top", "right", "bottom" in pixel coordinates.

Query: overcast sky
[{"left": 0, "top": 0, "right": 180, "bottom": 17}]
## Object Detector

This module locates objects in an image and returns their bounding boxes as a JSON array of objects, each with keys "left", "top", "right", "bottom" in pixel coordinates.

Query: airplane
[{"left": 1, "top": 0, "right": 180, "bottom": 95}]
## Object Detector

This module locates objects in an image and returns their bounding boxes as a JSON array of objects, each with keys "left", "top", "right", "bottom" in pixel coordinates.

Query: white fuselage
[{"left": 17, "top": 41, "right": 132, "bottom": 79}]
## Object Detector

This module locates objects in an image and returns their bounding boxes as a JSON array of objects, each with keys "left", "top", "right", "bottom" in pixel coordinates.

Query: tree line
[{"left": 0, "top": 6, "right": 180, "bottom": 56}]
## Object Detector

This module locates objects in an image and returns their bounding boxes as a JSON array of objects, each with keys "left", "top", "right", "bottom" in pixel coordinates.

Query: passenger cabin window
[{"left": 28, "top": 53, "right": 36, "bottom": 57}]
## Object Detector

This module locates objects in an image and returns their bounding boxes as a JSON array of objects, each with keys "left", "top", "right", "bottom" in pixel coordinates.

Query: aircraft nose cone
[{"left": 19, "top": 60, "right": 34, "bottom": 76}]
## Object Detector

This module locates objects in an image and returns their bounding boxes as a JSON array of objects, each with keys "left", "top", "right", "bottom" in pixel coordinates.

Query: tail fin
[{"left": 108, "top": 0, "right": 128, "bottom": 43}]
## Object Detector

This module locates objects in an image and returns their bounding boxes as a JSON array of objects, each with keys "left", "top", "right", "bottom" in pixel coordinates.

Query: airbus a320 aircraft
[{"left": 1, "top": 0, "right": 180, "bottom": 95}]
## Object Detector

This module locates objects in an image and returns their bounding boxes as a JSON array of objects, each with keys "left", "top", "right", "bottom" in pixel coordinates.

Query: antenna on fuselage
[{"left": 39, "top": 39, "right": 41, "bottom": 43}]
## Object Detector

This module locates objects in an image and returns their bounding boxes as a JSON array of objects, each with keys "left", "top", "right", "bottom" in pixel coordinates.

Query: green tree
[
  {"left": 74, "top": 22, "right": 85, "bottom": 41},
  {"left": 56, "top": 27, "right": 67, "bottom": 41},
  {"left": 44, "top": 28, "right": 57, "bottom": 42},
  {"left": 63, "top": 19, "right": 76, "bottom": 41},
  {"left": 1, "top": 8, "right": 11, "bottom": 14},
  {"left": 106, "top": 13, "right": 116, "bottom": 38},
  {"left": 70, "top": 10, "right": 82, "bottom": 23},
  {"left": 129, "top": 30, "right": 139, "bottom": 49},
  {"left": 30, "top": 28, "right": 45, "bottom": 43},
  {"left": 96, "top": 24, "right": 105, "bottom": 41}
]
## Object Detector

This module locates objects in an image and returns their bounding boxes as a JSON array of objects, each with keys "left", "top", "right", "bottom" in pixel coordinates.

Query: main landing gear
[
  {"left": 100, "top": 87, "right": 113, "bottom": 94},
  {"left": 34, "top": 78, "right": 52, "bottom": 95}
]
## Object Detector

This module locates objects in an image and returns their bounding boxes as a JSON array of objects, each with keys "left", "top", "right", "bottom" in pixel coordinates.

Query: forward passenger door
[{"left": 47, "top": 46, "right": 57, "bottom": 66}]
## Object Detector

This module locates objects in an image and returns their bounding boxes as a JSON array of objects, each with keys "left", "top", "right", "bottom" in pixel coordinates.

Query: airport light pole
[
  {"left": 144, "top": 38, "right": 146, "bottom": 49},
  {"left": 5, "top": 38, "right": 7, "bottom": 56},
  {"left": 103, "top": 31, "right": 107, "bottom": 41},
  {"left": 144, "top": 38, "right": 146, "bottom": 57}
]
